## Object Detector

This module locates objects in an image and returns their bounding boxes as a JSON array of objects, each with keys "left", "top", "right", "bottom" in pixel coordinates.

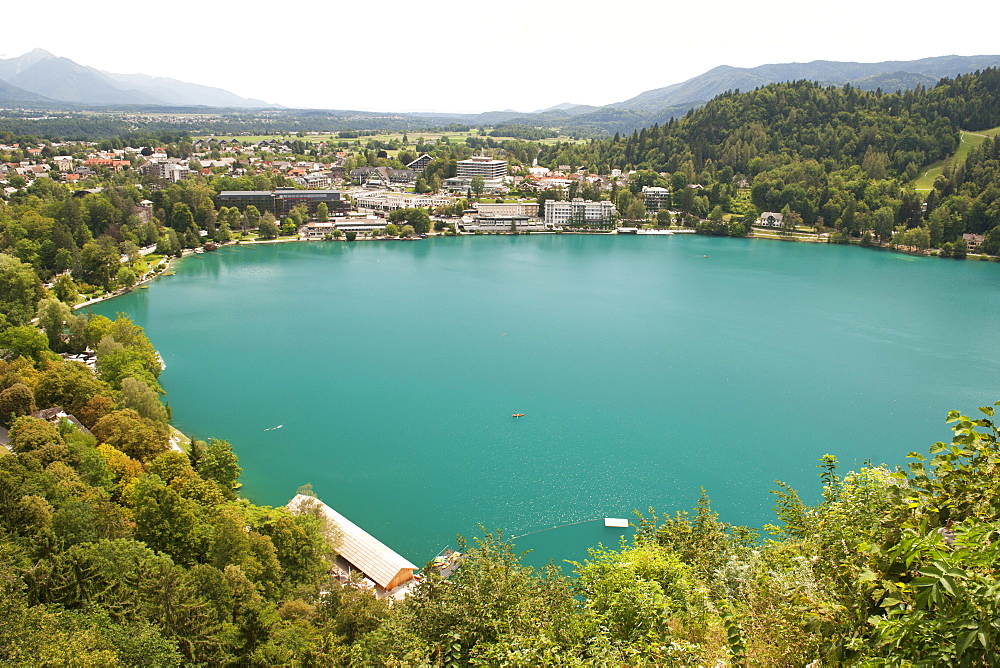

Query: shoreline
[{"left": 75, "top": 228, "right": 998, "bottom": 312}]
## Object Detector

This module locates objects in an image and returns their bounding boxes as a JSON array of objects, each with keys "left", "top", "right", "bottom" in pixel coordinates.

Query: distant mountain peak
[
  {"left": 533, "top": 102, "right": 585, "bottom": 113},
  {"left": 0, "top": 48, "right": 276, "bottom": 108}
]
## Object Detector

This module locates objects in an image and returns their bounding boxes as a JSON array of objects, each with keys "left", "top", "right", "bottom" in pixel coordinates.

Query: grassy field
[
  {"left": 915, "top": 127, "right": 1000, "bottom": 190},
  {"left": 195, "top": 130, "right": 583, "bottom": 146}
]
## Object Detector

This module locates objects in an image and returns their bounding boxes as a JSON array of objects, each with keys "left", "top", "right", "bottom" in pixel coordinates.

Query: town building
[
  {"left": 335, "top": 219, "right": 390, "bottom": 234},
  {"left": 83, "top": 158, "right": 131, "bottom": 172},
  {"left": 354, "top": 191, "right": 451, "bottom": 212},
  {"left": 757, "top": 212, "right": 784, "bottom": 228},
  {"left": 407, "top": 154, "right": 432, "bottom": 171},
  {"left": 544, "top": 198, "right": 618, "bottom": 228},
  {"left": 443, "top": 176, "right": 507, "bottom": 194},
  {"left": 217, "top": 189, "right": 349, "bottom": 217},
  {"left": 465, "top": 214, "right": 547, "bottom": 233},
  {"left": 303, "top": 173, "right": 332, "bottom": 189},
  {"left": 287, "top": 494, "right": 417, "bottom": 598},
  {"left": 963, "top": 233, "right": 985, "bottom": 251},
  {"left": 137, "top": 199, "right": 154, "bottom": 222},
  {"left": 472, "top": 202, "right": 539, "bottom": 218},
  {"left": 456, "top": 156, "right": 507, "bottom": 180},
  {"left": 641, "top": 186, "right": 671, "bottom": 212},
  {"left": 302, "top": 221, "right": 338, "bottom": 238},
  {"left": 140, "top": 158, "right": 190, "bottom": 182},
  {"left": 350, "top": 166, "right": 418, "bottom": 189}
]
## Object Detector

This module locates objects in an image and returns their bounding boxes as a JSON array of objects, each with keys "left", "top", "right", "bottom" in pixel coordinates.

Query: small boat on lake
[{"left": 512, "top": 413, "right": 524, "bottom": 418}]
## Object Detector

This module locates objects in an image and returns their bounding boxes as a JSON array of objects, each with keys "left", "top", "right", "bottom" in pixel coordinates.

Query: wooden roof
[{"left": 288, "top": 494, "right": 416, "bottom": 590}]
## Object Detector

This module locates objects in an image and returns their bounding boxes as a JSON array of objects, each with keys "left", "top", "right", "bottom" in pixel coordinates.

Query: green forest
[
  {"left": 532, "top": 69, "right": 1000, "bottom": 249},
  {"left": 2, "top": 68, "right": 1000, "bottom": 664},
  {"left": 2, "top": 336, "right": 998, "bottom": 664}
]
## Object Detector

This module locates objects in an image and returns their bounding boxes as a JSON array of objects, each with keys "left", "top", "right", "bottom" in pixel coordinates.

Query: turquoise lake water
[{"left": 90, "top": 235, "right": 1000, "bottom": 568}]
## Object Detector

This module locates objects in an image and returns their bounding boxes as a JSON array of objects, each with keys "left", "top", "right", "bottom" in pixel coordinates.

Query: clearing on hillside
[{"left": 915, "top": 126, "right": 1000, "bottom": 191}]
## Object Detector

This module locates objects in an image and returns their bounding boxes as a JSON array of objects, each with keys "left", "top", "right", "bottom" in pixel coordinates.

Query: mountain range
[
  {"left": 400, "top": 55, "right": 1000, "bottom": 134},
  {"left": 0, "top": 49, "right": 273, "bottom": 108},
  {"left": 1, "top": 51, "right": 999, "bottom": 136},
  {"left": 608, "top": 55, "right": 1000, "bottom": 112}
]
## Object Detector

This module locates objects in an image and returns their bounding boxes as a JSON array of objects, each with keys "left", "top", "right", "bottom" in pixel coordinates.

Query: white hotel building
[
  {"left": 456, "top": 156, "right": 508, "bottom": 180},
  {"left": 544, "top": 198, "right": 618, "bottom": 228},
  {"left": 354, "top": 191, "right": 452, "bottom": 212}
]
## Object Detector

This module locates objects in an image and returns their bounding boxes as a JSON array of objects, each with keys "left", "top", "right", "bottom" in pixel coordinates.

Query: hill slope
[{"left": 0, "top": 77, "right": 52, "bottom": 103}]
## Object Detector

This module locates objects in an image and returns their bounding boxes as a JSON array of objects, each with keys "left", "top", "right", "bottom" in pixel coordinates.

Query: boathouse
[{"left": 287, "top": 494, "right": 417, "bottom": 592}]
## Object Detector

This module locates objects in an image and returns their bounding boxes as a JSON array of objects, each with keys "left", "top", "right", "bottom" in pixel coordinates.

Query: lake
[{"left": 90, "top": 235, "right": 1000, "bottom": 568}]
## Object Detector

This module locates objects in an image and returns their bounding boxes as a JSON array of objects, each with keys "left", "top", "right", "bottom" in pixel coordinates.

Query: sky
[{"left": 3, "top": 0, "right": 998, "bottom": 114}]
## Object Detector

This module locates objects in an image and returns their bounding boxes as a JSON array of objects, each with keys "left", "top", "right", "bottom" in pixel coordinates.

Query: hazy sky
[{"left": 3, "top": 0, "right": 997, "bottom": 113}]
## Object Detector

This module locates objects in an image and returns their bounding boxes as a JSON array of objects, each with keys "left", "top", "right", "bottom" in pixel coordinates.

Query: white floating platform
[{"left": 604, "top": 517, "right": 629, "bottom": 528}]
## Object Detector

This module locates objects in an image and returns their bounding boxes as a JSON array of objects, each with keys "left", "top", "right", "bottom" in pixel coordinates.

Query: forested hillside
[
  {"left": 537, "top": 68, "right": 1000, "bottom": 247},
  {"left": 2, "top": 344, "right": 997, "bottom": 664}
]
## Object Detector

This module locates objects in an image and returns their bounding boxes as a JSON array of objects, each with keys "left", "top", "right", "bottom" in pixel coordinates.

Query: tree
[
  {"left": 120, "top": 240, "right": 141, "bottom": 267},
  {"left": 258, "top": 218, "right": 279, "bottom": 240},
  {"left": 120, "top": 377, "right": 169, "bottom": 425},
  {"left": 0, "top": 383, "right": 36, "bottom": 426},
  {"left": 35, "top": 360, "right": 109, "bottom": 415},
  {"left": 170, "top": 203, "right": 196, "bottom": 233},
  {"left": 981, "top": 225, "right": 1000, "bottom": 255},
  {"left": 382, "top": 223, "right": 399, "bottom": 238},
  {"left": 214, "top": 222, "right": 231, "bottom": 244},
  {"left": 952, "top": 237, "right": 968, "bottom": 259},
  {"left": 0, "top": 326, "right": 49, "bottom": 362},
  {"left": 7, "top": 415, "right": 64, "bottom": 453},
  {"left": 52, "top": 274, "right": 80, "bottom": 305},
  {"left": 36, "top": 299, "right": 73, "bottom": 351},
  {"left": 116, "top": 266, "right": 138, "bottom": 290},
  {"left": 132, "top": 475, "right": 204, "bottom": 565},
  {"left": 156, "top": 229, "right": 181, "bottom": 257},
  {"left": 873, "top": 206, "right": 895, "bottom": 242},
  {"left": 407, "top": 208, "right": 431, "bottom": 234},
  {"left": 198, "top": 438, "right": 242, "bottom": 498},
  {"left": 316, "top": 202, "right": 329, "bottom": 222},
  {"left": 470, "top": 175, "right": 486, "bottom": 198},
  {"left": 79, "top": 237, "right": 119, "bottom": 291},
  {"left": 624, "top": 199, "right": 647, "bottom": 222},
  {"left": 0, "top": 253, "right": 44, "bottom": 331},
  {"left": 92, "top": 409, "right": 169, "bottom": 462},
  {"left": 244, "top": 206, "right": 261, "bottom": 235},
  {"left": 150, "top": 450, "right": 195, "bottom": 484}
]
